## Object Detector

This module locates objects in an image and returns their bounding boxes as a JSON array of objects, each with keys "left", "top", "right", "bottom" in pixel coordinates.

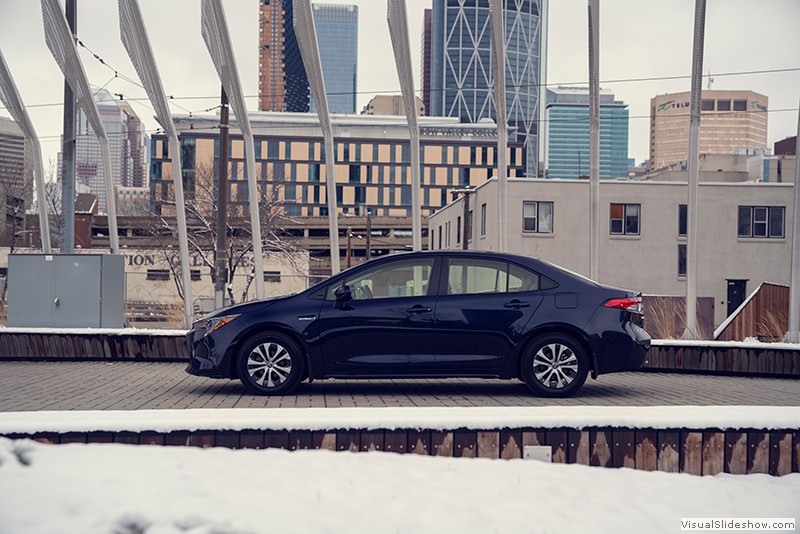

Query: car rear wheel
[
  {"left": 237, "top": 333, "right": 304, "bottom": 396},
  {"left": 521, "top": 334, "right": 589, "bottom": 397}
]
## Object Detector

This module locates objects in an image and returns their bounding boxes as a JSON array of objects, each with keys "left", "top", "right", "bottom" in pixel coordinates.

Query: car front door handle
[
  {"left": 503, "top": 300, "right": 530, "bottom": 309},
  {"left": 405, "top": 305, "right": 432, "bottom": 314}
]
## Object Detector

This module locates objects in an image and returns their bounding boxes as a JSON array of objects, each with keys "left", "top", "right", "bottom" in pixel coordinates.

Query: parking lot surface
[{"left": 0, "top": 361, "right": 798, "bottom": 411}]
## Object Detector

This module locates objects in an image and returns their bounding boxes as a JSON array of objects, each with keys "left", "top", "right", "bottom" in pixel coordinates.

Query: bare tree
[{"left": 147, "top": 162, "right": 305, "bottom": 304}]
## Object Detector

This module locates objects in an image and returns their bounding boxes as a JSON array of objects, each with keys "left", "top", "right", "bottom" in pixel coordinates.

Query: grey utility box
[{"left": 8, "top": 254, "right": 125, "bottom": 328}]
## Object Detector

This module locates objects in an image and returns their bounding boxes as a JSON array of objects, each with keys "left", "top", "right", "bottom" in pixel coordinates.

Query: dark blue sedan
[{"left": 186, "top": 251, "right": 650, "bottom": 397}]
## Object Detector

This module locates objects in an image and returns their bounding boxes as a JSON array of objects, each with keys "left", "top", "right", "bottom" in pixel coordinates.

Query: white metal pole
[
  {"left": 588, "top": 0, "right": 600, "bottom": 281},
  {"left": 683, "top": 0, "right": 706, "bottom": 340},
  {"left": 41, "top": 0, "right": 119, "bottom": 254},
  {"left": 489, "top": 0, "right": 508, "bottom": 252},
  {"left": 786, "top": 104, "right": 800, "bottom": 343},
  {"left": 119, "top": 0, "right": 192, "bottom": 327},
  {"left": 294, "top": 0, "right": 340, "bottom": 274},
  {"left": 387, "top": 0, "right": 422, "bottom": 251},
  {"left": 0, "top": 49, "right": 51, "bottom": 253},
  {"left": 201, "top": 0, "right": 265, "bottom": 299}
]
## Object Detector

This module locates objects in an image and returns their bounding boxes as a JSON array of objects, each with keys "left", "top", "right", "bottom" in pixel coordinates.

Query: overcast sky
[{"left": 0, "top": 0, "right": 798, "bottom": 171}]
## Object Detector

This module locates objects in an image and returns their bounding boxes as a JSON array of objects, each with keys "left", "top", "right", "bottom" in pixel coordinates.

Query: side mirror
[{"left": 334, "top": 285, "right": 352, "bottom": 308}]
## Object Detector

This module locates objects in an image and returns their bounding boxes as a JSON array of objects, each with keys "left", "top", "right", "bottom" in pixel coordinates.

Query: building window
[
  {"left": 717, "top": 99, "right": 731, "bottom": 112},
  {"left": 738, "top": 206, "right": 784, "bottom": 238},
  {"left": 610, "top": 203, "right": 640, "bottom": 235},
  {"left": 701, "top": 99, "right": 715, "bottom": 111},
  {"left": 190, "top": 270, "right": 201, "bottom": 281},
  {"left": 264, "top": 271, "right": 281, "bottom": 283},
  {"left": 678, "top": 204, "right": 687, "bottom": 237},
  {"left": 733, "top": 100, "right": 747, "bottom": 111},
  {"left": 146, "top": 269, "right": 170, "bottom": 281},
  {"left": 523, "top": 201, "right": 553, "bottom": 233},
  {"left": 456, "top": 216, "right": 461, "bottom": 244},
  {"left": 467, "top": 210, "right": 473, "bottom": 242},
  {"left": 480, "top": 203, "right": 487, "bottom": 236},
  {"left": 438, "top": 226, "right": 442, "bottom": 249},
  {"left": 678, "top": 244, "right": 687, "bottom": 277}
]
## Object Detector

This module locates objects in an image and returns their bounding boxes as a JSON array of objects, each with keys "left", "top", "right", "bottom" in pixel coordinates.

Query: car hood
[{"left": 200, "top": 294, "right": 296, "bottom": 320}]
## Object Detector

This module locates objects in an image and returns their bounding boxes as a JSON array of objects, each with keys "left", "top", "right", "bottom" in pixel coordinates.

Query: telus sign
[{"left": 657, "top": 100, "right": 690, "bottom": 112}]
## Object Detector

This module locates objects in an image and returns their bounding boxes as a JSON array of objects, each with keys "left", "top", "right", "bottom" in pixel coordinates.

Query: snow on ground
[
  {"left": 0, "top": 438, "right": 797, "bottom": 534},
  {"left": 2, "top": 406, "right": 800, "bottom": 435}
]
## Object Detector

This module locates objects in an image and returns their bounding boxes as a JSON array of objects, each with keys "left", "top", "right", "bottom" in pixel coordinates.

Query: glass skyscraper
[
  {"left": 544, "top": 86, "right": 629, "bottom": 180},
  {"left": 310, "top": 4, "right": 358, "bottom": 115},
  {"left": 429, "top": 0, "right": 547, "bottom": 177}
]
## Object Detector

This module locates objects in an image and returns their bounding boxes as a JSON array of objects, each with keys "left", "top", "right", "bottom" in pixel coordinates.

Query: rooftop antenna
[{"left": 706, "top": 69, "right": 714, "bottom": 90}]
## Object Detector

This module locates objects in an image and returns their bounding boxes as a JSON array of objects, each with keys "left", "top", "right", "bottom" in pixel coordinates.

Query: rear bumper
[{"left": 595, "top": 322, "right": 651, "bottom": 375}]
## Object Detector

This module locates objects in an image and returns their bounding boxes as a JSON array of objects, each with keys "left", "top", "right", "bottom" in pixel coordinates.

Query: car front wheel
[
  {"left": 237, "top": 333, "right": 304, "bottom": 396},
  {"left": 521, "top": 334, "right": 589, "bottom": 397}
]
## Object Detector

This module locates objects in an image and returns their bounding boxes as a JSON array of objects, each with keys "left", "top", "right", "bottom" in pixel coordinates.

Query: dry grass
[
  {"left": 756, "top": 309, "right": 788, "bottom": 341},
  {"left": 643, "top": 296, "right": 685, "bottom": 340}
]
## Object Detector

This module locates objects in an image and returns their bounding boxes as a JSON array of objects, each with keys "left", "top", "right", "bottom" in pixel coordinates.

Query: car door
[
  {"left": 314, "top": 256, "right": 439, "bottom": 375},
  {"left": 434, "top": 256, "right": 543, "bottom": 374}
]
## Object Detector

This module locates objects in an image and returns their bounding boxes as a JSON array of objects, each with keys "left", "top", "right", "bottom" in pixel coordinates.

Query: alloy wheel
[
  {"left": 246, "top": 342, "right": 293, "bottom": 388},
  {"left": 532, "top": 343, "right": 579, "bottom": 389}
]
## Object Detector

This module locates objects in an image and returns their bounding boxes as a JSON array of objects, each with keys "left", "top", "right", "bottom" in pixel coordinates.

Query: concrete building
[
  {"left": 361, "top": 95, "right": 424, "bottom": 117},
  {"left": 775, "top": 136, "right": 796, "bottom": 156},
  {"left": 649, "top": 90, "right": 768, "bottom": 171},
  {"left": 57, "top": 89, "right": 148, "bottom": 213},
  {"left": 0, "top": 117, "right": 32, "bottom": 247},
  {"left": 428, "top": 0, "right": 547, "bottom": 178},
  {"left": 258, "top": 1, "right": 358, "bottom": 114},
  {"left": 116, "top": 186, "right": 150, "bottom": 216},
  {"left": 544, "top": 86, "right": 629, "bottom": 179},
  {"left": 428, "top": 169, "right": 795, "bottom": 328},
  {"left": 148, "top": 112, "right": 524, "bottom": 274}
]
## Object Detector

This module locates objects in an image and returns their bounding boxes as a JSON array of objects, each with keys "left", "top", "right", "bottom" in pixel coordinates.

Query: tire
[
  {"left": 237, "top": 333, "right": 304, "bottom": 396},
  {"left": 520, "top": 334, "right": 589, "bottom": 397}
]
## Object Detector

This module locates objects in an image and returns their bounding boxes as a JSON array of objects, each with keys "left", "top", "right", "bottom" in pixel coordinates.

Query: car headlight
[{"left": 198, "top": 314, "right": 240, "bottom": 335}]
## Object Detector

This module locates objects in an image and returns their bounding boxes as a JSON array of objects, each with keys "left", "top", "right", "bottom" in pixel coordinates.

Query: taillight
[{"left": 603, "top": 297, "right": 643, "bottom": 314}]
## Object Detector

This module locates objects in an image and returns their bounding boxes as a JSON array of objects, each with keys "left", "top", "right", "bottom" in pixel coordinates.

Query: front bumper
[{"left": 185, "top": 328, "right": 228, "bottom": 378}]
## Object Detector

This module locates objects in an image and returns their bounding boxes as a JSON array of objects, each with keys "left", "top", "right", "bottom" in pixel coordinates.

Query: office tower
[
  {"left": 650, "top": 90, "right": 768, "bottom": 170},
  {"left": 259, "top": 1, "right": 357, "bottom": 114},
  {"left": 0, "top": 116, "right": 32, "bottom": 244},
  {"left": 545, "top": 86, "right": 629, "bottom": 179},
  {"left": 57, "top": 89, "right": 148, "bottom": 213},
  {"left": 429, "top": 0, "right": 547, "bottom": 177},
  {"left": 421, "top": 8, "right": 432, "bottom": 116}
]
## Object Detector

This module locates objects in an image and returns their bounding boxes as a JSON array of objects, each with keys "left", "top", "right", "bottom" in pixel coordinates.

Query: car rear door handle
[
  {"left": 405, "top": 305, "right": 432, "bottom": 314},
  {"left": 503, "top": 300, "right": 530, "bottom": 309}
]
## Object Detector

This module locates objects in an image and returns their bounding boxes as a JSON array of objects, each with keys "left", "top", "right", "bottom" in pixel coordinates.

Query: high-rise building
[
  {"left": 421, "top": 8, "right": 432, "bottom": 116},
  {"left": 649, "top": 90, "right": 768, "bottom": 171},
  {"left": 428, "top": 0, "right": 547, "bottom": 177},
  {"left": 544, "top": 86, "right": 629, "bottom": 180},
  {"left": 309, "top": 4, "right": 357, "bottom": 115},
  {"left": 57, "top": 89, "right": 148, "bottom": 213},
  {"left": 258, "top": 1, "right": 358, "bottom": 114},
  {"left": 0, "top": 116, "right": 32, "bottom": 245}
]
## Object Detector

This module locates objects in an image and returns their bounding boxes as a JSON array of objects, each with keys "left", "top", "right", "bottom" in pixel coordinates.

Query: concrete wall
[{"left": 429, "top": 178, "right": 794, "bottom": 327}]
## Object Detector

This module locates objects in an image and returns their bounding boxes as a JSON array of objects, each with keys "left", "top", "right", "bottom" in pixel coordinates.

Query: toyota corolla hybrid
[{"left": 186, "top": 251, "right": 650, "bottom": 397}]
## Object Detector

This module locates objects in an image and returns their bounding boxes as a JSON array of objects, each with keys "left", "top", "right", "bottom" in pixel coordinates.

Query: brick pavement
[{"left": 0, "top": 361, "right": 798, "bottom": 411}]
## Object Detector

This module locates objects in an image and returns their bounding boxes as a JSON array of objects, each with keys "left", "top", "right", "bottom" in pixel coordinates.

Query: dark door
[
  {"left": 315, "top": 256, "right": 438, "bottom": 375},
  {"left": 435, "top": 257, "right": 542, "bottom": 374},
  {"left": 727, "top": 279, "right": 748, "bottom": 316}
]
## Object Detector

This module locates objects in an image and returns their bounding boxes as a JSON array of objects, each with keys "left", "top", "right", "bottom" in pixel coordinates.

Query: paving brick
[{"left": 0, "top": 361, "right": 798, "bottom": 412}]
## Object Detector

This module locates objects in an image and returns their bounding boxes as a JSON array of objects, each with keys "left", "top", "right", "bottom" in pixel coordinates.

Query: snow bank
[
  {"left": 652, "top": 339, "right": 800, "bottom": 351},
  {"left": 0, "top": 438, "right": 797, "bottom": 534},
  {"left": 0, "top": 326, "right": 187, "bottom": 336},
  {"left": 2, "top": 406, "right": 799, "bottom": 435}
]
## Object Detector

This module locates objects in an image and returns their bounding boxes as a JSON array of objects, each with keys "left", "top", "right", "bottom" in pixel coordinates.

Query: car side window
[
  {"left": 447, "top": 259, "right": 542, "bottom": 295},
  {"left": 327, "top": 258, "right": 435, "bottom": 300}
]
